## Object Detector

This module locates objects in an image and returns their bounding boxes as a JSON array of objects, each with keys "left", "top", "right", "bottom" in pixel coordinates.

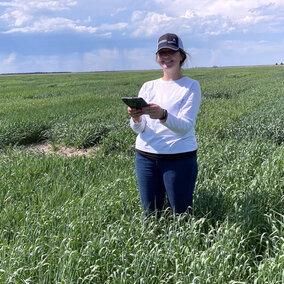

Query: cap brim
[{"left": 156, "top": 46, "right": 180, "bottom": 53}]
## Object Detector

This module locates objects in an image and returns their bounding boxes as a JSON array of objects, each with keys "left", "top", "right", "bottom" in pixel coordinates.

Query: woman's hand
[
  {"left": 128, "top": 107, "right": 143, "bottom": 123},
  {"left": 143, "top": 104, "right": 164, "bottom": 120}
]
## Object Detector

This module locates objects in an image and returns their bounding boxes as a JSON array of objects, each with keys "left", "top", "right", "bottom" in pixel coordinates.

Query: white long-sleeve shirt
[{"left": 130, "top": 76, "right": 201, "bottom": 154}]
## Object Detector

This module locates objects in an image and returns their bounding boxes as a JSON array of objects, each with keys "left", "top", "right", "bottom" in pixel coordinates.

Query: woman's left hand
[{"left": 143, "top": 104, "right": 164, "bottom": 119}]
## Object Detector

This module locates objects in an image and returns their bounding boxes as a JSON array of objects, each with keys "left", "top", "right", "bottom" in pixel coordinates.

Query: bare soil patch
[{"left": 25, "top": 143, "right": 97, "bottom": 157}]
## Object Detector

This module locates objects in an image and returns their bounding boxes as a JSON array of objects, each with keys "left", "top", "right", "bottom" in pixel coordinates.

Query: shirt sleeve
[
  {"left": 162, "top": 81, "right": 201, "bottom": 135},
  {"left": 130, "top": 115, "right": 147, "bottom": 133}
]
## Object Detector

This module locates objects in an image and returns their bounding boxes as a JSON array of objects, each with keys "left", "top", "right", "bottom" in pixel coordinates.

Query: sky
[{"left": 0, "top": 0, "right": 284, "bottom": 73}]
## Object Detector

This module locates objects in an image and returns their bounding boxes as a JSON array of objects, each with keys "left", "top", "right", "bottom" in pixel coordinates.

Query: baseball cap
[{"left": 156, "top": 33, "right": 184, "bottom": 53}]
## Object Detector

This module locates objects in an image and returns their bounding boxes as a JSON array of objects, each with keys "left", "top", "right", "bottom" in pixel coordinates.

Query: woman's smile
[
  {"left": 162, "top": 60, "right": 173, "bottom": 65},
  {"left": 158, "top": 51, "right": 181, "bottom": 69}
]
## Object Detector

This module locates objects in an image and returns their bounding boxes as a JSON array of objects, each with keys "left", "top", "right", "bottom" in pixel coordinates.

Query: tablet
[{"left": 122, "top": 97, "right": 149, "bottom": 109}]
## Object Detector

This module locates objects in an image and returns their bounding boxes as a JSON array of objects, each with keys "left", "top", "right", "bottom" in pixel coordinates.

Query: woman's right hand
[{"left": 128, "top": 107, "right": 143, "bottom": 123}]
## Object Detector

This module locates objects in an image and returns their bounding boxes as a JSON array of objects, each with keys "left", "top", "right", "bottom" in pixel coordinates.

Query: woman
[{"left": 128, "top": 33, "right": 201, "bottom": 215}]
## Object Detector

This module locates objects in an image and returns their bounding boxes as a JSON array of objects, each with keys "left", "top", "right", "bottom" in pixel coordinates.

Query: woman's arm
[
  {"left": 130, "top": 113, "right": 147, "bottom": 133},
  {"left": 162, "top": 81, "right": 201, "bottom": 135}
]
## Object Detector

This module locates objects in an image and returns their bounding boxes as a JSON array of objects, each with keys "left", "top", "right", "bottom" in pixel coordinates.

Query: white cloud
[
  {"left": 3, "top": 17, "right": 128, "bottom": 34},
  {"left": 1, "top": 0, "right": 284, "bottom": 37},
  {"left": 0, "top": 0, "right": 127, "bottom": 34},
  {"left": 0, "top": 0, "right": 77, "bottom": 11},
  {"left": 99, "top": 22, "right": 128, "bottom": 32},
  {"left": 151, "top": 0, "right": 280, "bottom": 18},
  {"left": 3, "top": 17, "right": 98, "bottom": 33},
  {"left": 0, "top": 0, "right": 77, "bottom": 25},
  {"left": 131, "top": 10, "right": 145, "bottom": 22},
  {"left": 130, "top": 9, "right": 236, "bottom": 38},
  {"left": 111, "top": 8, "right": 127, "bottom": 17},
  {"left": 131, "top": 11, "right": 175, "bottom": 37},
  {"left": 3, "top": 52, "right": 16, "bottom": 64},
  {"left": 148, "top": 0, "right": 284, "bottom": 36},
  {"left": 181, "top": 10, "right": 196, "bottom": 19},
  {"left": 235, "top": 3, "right": 284, "bottom": 33},
  {"left": 0, "top": 53, "right": 17, "bottom": 73}
]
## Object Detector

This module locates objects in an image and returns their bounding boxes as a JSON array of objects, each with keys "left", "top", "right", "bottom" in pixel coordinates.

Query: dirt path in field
[{"left": 25, "top": 143, "right": 97, "bottom": 157}]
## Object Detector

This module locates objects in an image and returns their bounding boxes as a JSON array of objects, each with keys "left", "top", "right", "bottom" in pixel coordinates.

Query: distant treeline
[{"left": 0, "top": 71, "right": 72, "bottom": 76}]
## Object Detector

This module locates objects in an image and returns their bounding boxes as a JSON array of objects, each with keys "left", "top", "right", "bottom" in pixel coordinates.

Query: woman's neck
[{"left": 162, "top": 69, "right": 183, "bottom": 81}]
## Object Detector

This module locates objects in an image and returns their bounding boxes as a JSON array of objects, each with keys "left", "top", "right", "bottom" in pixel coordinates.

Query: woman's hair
[{"left": 180, "top": 49, "right": 190, "bottom": 67}]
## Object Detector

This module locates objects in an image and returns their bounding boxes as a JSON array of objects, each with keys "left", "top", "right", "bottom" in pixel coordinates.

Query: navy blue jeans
[{"left": 135, "top": 152, "right": 198, "bottom": 215}]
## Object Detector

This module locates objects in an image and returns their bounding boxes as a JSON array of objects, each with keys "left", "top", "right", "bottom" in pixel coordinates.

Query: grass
[{"left": 0, "top": 66, "right": 283, "bottom": 283}]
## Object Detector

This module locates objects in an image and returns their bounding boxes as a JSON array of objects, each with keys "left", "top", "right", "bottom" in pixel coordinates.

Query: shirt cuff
[{"left": 130, "top": 116, "right": 146, "bottom": 133}]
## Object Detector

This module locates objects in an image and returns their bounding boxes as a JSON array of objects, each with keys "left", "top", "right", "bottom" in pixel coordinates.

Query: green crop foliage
[{"left": 0, "top": 66, "right": 283, "bottom": 283}]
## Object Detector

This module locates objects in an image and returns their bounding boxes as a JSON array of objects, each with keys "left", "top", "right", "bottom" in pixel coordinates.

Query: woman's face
[{"left": 156, "top": 49, "right": 182, "bottom": 70}]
